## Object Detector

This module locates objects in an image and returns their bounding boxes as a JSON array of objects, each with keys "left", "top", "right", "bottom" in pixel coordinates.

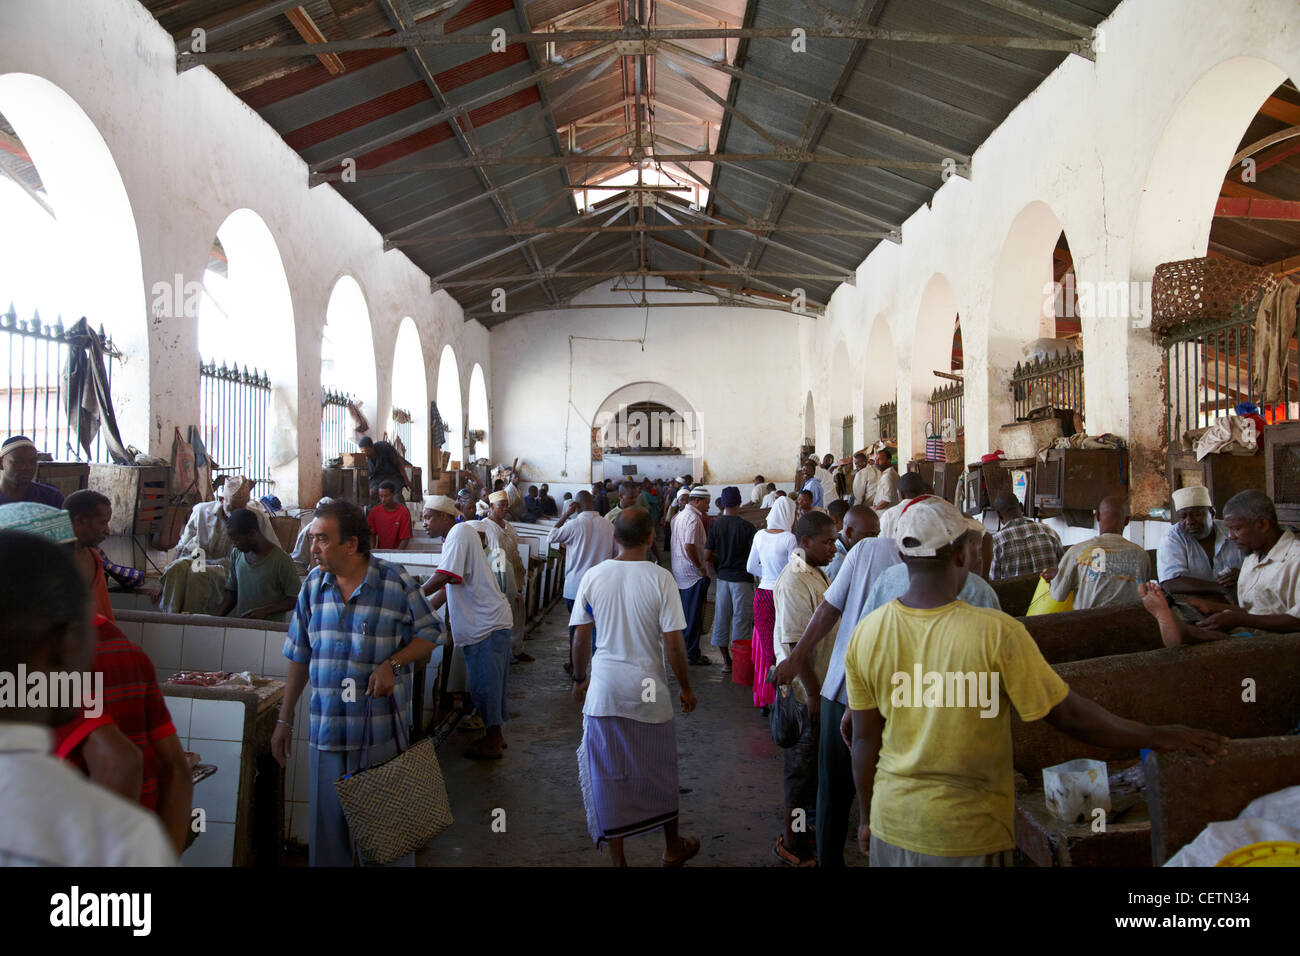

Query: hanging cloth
[{"left": 61, "top": 317, "right": 132, "bottom": 464}]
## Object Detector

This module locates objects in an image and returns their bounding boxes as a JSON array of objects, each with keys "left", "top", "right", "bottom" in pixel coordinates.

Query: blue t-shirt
[
  {"left": 861, "top": 563, "right": 1002, "bottom": 619},
  {"left": 0, "top": 481, "right": 65, "bottom": 508}
]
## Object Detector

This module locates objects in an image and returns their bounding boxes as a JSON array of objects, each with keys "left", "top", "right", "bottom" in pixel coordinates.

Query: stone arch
[
  {"left": 830, "top": 340, "right": 852, "bottom": 458},
  {"left": 436, "top": 344, "right": 463, "bottom": 460},
  {"left": 0, "top": 72, "right": 149, "bottom": 448},
  {"left": 863, "top": 313, "right": 896, "bottom": 444},
  {"left": 908, "top": 273, "right": 959, "bottom": 460},
  {"left": 467, "top": 363, "right": 490, "bottom": 462},
  {"left": 392, "top": 317, "right": 428, "bottom": 487},
  {"left": 197, "top": 208, "right": 298, "bottom": 495},
  {"left": 323, "top": 275, "right": 379, "bottom": 436},
  {"left": 593, "top": 381, "right": 702, "bottom": 483},
  {"left": 985, "top": 200, "right": 1080, "bottom": 444}
]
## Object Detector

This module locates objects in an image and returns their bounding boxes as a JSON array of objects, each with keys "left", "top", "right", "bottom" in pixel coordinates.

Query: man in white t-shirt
[
  {"left": 475, "top": 490, "right": 531, "bottom": 663},
  {"left": 571, "top": 507, "right": 700, "bottom": 867},
  {"left": 0, "top": 526, "right": 176, "bottom": 866},
  {"left": 421, "top": 495, "right": 515, "bottom": 760},
  {"left": 552, "top": 490, "right": 617, "bottom": 673}
]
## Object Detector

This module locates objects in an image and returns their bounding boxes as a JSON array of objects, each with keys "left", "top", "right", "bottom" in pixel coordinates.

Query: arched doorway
[
  {"left": 986, "top": 201, "right": 1084, "bottom": 450},
  {"left": 592, "top": 382, "right": 702, "bottom": 483},
  {"left": 197, "top": 209, "right": 297, "bottom": 495},
  {"left": 322, "top": 276, "right": 378, "bottom": 460},
  {"left": 391, "top": 317, "right": 428, "bottom": 490},
  {"left": 909, "top": 274, "right": 959, "bottom": 461},
  {"left": 467, "top": 364, "right": 490, "bottom": 462},
  {"left": 830, "top": 341, "right": 853, "bottom": 459},
  {"left": 436, "top": 344, "right": 463, "bottom": 464},
  {"left": 863, "top": 314, "right": 896, "bottom": 445},
  {"left": 0, "top": 73, "right": 148, "bottom": 455}
]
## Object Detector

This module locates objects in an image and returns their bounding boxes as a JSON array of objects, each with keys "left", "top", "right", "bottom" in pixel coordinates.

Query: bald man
[
  {"left": 826, "top": 505, "right": 879, "bottom": 582},
  {"left": 1048, "top": 496, "right": 1150, "bottom": 610}
]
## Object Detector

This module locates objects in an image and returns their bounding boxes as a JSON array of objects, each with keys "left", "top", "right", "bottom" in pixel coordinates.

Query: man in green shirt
[{"left": 217, "top": 509, "right": 301, "bottom": 621}]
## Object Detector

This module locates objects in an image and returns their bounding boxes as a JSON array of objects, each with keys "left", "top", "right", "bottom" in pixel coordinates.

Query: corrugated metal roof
[{"left": 143, "top": 0, "right": 1134, "bottom": 325}]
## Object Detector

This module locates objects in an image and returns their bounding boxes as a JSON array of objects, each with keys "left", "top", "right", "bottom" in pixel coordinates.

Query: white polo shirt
[
  {"left": 438, "top": 521, "right": 514, "bottom": 646},
  {"left": 0, "top": 723, "right": 176, "bottom": 866},
  {"left": 1238, "top": 529, "right": 1300, "bottom": 618}
]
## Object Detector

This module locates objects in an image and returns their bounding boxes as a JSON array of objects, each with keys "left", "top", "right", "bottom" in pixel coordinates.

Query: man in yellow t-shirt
[{"left": 843, "top": 495, "right": 1229, "bottom": 866}]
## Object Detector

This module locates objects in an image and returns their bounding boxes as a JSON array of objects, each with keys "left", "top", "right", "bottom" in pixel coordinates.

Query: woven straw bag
[{"left": 334, "top": 696, "right": 453, "bottom": 865}]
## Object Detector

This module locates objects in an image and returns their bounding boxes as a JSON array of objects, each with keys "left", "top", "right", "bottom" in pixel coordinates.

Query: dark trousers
[
  {"left": 678, "top": 578, "right": 708, "bottom": 660},
  {"left": 816, "top": 694, "right": 857, "bottom": 868}
]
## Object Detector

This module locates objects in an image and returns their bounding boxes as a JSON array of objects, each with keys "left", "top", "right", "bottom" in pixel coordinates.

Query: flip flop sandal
[
  {"left": 773, "top": 836, "right": 817, "bottom": 868},
  {"left": 662, "top": 835, "right": 701, "bottom": 867}
]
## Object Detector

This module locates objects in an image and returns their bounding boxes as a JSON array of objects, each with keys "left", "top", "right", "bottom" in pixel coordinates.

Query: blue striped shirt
[{"left": 284, "top": 556, "right": 440, "bottom": 751}]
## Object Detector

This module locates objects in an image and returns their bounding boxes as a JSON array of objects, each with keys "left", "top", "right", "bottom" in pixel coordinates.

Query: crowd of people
[{"left": 4, "top": 426, "right": 1296, "bottom": 869}]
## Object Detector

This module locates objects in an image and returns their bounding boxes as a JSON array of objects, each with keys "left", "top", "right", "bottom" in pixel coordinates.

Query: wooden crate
[
  {"left": 35, "top": 461, "right": 90, "bottom": 500},
  {"left": 1167, "top": 449, "right": 1264, "bottom": 514}
]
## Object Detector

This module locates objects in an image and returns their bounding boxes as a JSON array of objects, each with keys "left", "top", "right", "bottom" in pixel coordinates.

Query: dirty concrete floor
[{"left": 416, "top": 598, "right": 866, "bottom": 867}]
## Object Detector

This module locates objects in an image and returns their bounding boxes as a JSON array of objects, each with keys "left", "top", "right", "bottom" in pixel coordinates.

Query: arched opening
[
  {"left": 321, "top": 275, "right": 378, "bottom": 461},
  {"left": 467, "top": 364, "right": 490, "bottom": 463},
  {"left": 593, "top": 381, "right": 701, "bottom": 483},
  {"left": 0, "top": 73, "right": 148, "bottom": 457},
  {"left": 803, "top": 391, "right": 816, "bottom": 453},
  {"left": 830, "top": 342, "right": 853, "bottom": 459},
  {"left": 863, "top": 314, "right": 897, "bottom": 445},
  {"left": 1132, "top": 60, "right": 1298, "bottom": 508},
  {"left": 436, "top": 344, "right": 463, "bottom": 465},
  {"left": 197, "top": 209, "right": 297, "bottom": 496},
  {"left": 910, "top": 274, "right": 959, "bottom": 461},
  {"left": 391, "top": 317, "right": 428, "bottom": 492},
  {"left": 987, "top": 202, "right": 1085, "bottom": 450}
]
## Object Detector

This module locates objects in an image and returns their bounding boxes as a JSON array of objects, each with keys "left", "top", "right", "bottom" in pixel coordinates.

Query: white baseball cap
[
  {"left": 894, "top": 495, "right": 985, "bottom": 557},
  {"left": 689, "top": 486, "right": 710, "bottom": 499}
]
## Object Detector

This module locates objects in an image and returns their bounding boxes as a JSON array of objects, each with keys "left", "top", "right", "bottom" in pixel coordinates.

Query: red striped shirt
[{"left": 52, "top": 615, "right": 177, "bottom": 810}]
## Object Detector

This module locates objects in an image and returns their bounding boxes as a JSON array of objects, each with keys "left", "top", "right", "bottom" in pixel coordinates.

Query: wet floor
[{"left": 416, "top": 598, "right": 866, "bottom": 867}]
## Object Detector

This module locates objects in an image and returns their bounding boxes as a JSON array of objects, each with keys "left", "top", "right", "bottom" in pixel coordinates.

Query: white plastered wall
[
  {"left": 490, "top": 279, "right": 802, "bottom": 486},
  {"left": 801, "top": 0, "right": 1299, "bottom": 514},
  {"left": 0, "top": 0, "right": 490, "bottom": 506}
]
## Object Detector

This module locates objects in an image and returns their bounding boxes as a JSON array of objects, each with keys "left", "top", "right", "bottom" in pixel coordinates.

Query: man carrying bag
[{"left": 272, "top": 499, "right": 447, "bottom": 866}]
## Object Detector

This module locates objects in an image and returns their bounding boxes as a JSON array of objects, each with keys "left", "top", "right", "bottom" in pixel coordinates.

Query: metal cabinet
[
  {"left": 1034, "top": 448, "right": 1129, "bottom": 516},
  {"left": 1167, "top": 450, "right": 1265, "bottom": 514},
  {"left": 1264, "top": 422, "right": 1300, "bottom": 526}
]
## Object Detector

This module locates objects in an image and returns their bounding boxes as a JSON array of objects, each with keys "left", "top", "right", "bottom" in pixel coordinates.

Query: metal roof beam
[
  {"left": 314, "top": 150, "right": 962, "bottom": 180},
  {"left": 376, "top": 0, "right": 557, "bottom": 303},
  {"left": 660, "top": 40, "right": 974, "bottom": 162},
  {"left": 712, "top": 159, "right": 901, "bottom": 236},
  {"left": 396, "top": 222, "right": 891, "bottom": 243},
  {"left": 465, "top": 298, "right": 815, "bottom": 320},
  {"left": 173, "top": 0, "right": 304, "bottom": 54},
  {"left": 305, "top": 40, "right": 619, "bottom": 176},
  {"left": 437, "top": 268, "right": 854, "bottom": 287},
  {"left": 974, "top": 0, "right": 1095, "bottom": 38},
  {"left": 177, "top": 27, "right": 1096, "bottom": 63}
]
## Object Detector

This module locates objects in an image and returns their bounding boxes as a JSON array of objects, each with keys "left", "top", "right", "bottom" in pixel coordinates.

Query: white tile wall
[
  {"left": 165, "top": 696, "right": 191, "bottom": 739},
  {"left": 187, "top": 738, "right": 241, "bottom": 826},
  {"left": 190, "top": 698, "right": 244, "bottom": 742},
  {"left": 221, "top": 628, "right": 264, "bottom": 674},
  {"left": 180, "top": 625, "right": 225, "bottom": 671},
  {"left": 142, "top": 622, "right": 181, "bottom": 671},
  {"left": 181, "top": 821, "right": 236, "bottom": 868},
  {"left": 115, "top": 620, "right": 143, "bottom": 645},
  {"left": 261, "top": 633, "right": 289, "bottom": 677}
]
